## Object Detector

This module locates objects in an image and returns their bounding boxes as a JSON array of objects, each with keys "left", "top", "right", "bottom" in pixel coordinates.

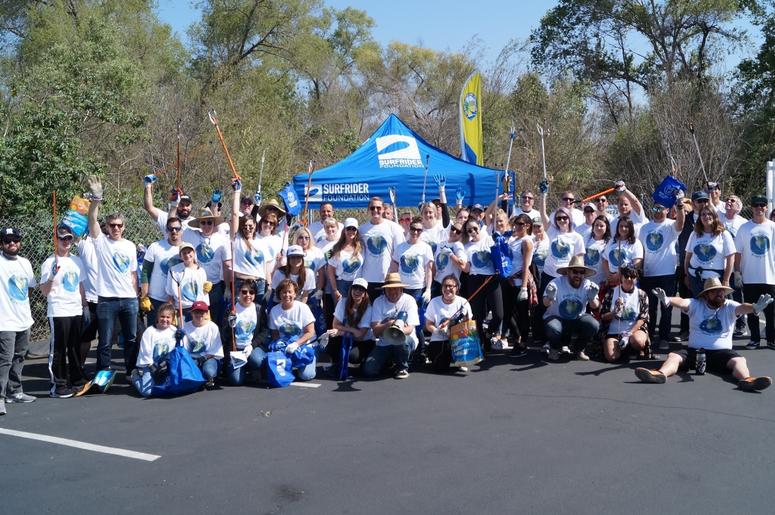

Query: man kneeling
[{"left": 635, "top": 278, "right": 772, "bottom": 391}]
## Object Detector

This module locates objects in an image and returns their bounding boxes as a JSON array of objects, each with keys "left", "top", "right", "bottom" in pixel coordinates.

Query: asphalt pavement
[{"left": 2, "top": 330, "right": 774, "bottom": 515}]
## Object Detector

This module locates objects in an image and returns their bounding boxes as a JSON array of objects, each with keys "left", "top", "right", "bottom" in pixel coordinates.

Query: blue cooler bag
[{"left": 151, "top": 346, "right": 205, "bottom": 397}]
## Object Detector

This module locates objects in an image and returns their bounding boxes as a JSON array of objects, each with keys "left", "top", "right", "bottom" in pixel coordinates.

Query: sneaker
[
  {"left": 50, "top": 386, "right": 75, "bottom": 399},
  {"left": 767, "top": 342, "right": 775, "bottom": 350},
  {"left": 510, "top": 346, "right": 528, "bottom": 358},
  {"left": 560, "top": 345, "right": 571, "bottom": 355},
  {"left": 93, "top": 370, "right": 116, "bottom": 393},
  {"left": 6, "top": 392, "right": 36, "bottom": 403},
  {"left": 577, "top": 350, "right": 590, "bottom": 361},
  {"left": 738, "top": 376, "right": 772, "bottom": 392},
  {"left": 733, "top": 328, "right": 746, "bottom": 338},
  {"left": 670, "top": 332, "right": 688, "bottom": 343},
  {"left": 548, "top": 349, "right": 560, "bottom": 361},
  {"left": 394, "top": 369, "right": 410, "bottom": 379},
  {"left": 458, "top": 366, "right": 469, "bottom": 372},
  {"left": 491, "top": 337, "right": 504, "bottom": 351},
  {"left": 499, "top": 338, "right": 511, "bottom": 350},
  {"left": 635, "top": 367, "right": 666, "bottom": 384},
  {"left": 746, "top": 341, "right": 761, "bottom": 350},
  {"left": 658, "top": 339, "right": 670, "bottom": 352},
  {"left": 0, "top": 399, "right": 5, "bottom": 415},
  {"left": 204, "top": 379, "right": 219, "bottom": 390},
  {"left": 73, "top": 380, "right": 93, "bottom": 397}
]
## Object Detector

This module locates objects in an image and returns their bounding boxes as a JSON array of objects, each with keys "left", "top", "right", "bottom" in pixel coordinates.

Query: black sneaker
[
  {"left": 738, "top": 376, "right": 772, "bottom": 392},
  {"left": 51, "top": 386, "right": 75, "bottom": 399},
  {"left": 204, "top": 379, "right": 220, "bottom": 390},
  {"left": 510, "top": 346, "right": 528, "bottom": 358}
]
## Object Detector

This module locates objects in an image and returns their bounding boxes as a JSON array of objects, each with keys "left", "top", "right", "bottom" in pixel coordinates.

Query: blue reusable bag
[
  {"left": 266, "top": 350, "right": 294, "bottom": 388},
  {"left": 278, "top": 182, "right": 301, "bottom": 216},
  {"left": 150, "top": 346, "right": 205, "bottom": 397},
  {"left": 652, "top": 175, "right": 687, "bottom": 208},
  {"left": 291, "top": 345, "right": 316, "bottom": 368},
  {"left": 490, "top": 235, "right": 513, "bottom": 277}
]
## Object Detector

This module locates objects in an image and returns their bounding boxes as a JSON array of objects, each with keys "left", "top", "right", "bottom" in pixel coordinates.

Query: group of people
[{"left": 1, "top": 174, "right": 774, "bottom": 415}]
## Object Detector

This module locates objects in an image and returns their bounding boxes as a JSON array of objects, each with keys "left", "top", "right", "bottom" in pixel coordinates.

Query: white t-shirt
[
  {"left": 258, "top": 233, "right": 283, "bottom": 268},
  {"left": 144, "top": 239, "right": 182, "bottom": 301},
  {"left": 512, "top": 207, "right": 540, "bottom": 220},
  {"left": 370, "top": 292, "right": 420, "bottom": 348},
  {"left": 136, "top": 325, "right": 177, "bottom": 367},
  {"left": 507, "top": 236, "right": 529, "bottom": 287},
  {"left": 183, "top": 320, "right": 224, "bottom": 359},
  {"left": 76, "top": 237, "right": 98, "bottom": 302},
  {"left": 394, "top": 240, "right": 434, "bottom": 289},
  {"left": 424, "top": 295, "right": 472, "bottom": 341},
  {"left": 0, "top": 255, "right": 36, "bottom": 331},
  {"left": 359, "top": 220, "right": 405, "bottom": 282},
  {"left": 271, "top": 268, "right": 316, "bottom": 298},
  {"left": 734, "top": 219, "right": 775, "bottom": 284},
  {"left": 584, "top": 238, "right": 607, "bottom": 286},
  {"left": 686, "top": 231, "right": 736, "bottom": 279},
  {"left": 607, "top": 287, "right": 642, "bottom": 335},
  {"left": 40, "top": 254, "right": 85, "bottom": 317},
  {"left": 721, "top": 214, "right": 747, "bottom": 239},
  {"left": 465, "top": 235, "right": 495, "bottom": 276},
  {"left": 532, "top": 237, "right": 550, "bottom": 276},
  {"left": 687, "top": 299, "right": 739, "bottom": 350},
  {"left": 434, "top": 241, "right": 466, "bottom": 283},
  {"left": 233, "top": 302, "right": 258, "bottom": 350},
  {"left": 543, "top": 276, "right": 595, "bottom": 320},
  {"left": 303, "top": 246, "right": 326, "bottom": 274},
  {"left": 575, "top": 222, "right": 594, "bottom": 242},
  {"left": 544, "top": 228, "right": 585, "bottom": 278},
  {"left": 420, "top": 223, "right": 447, "bottom": 255},
  {"left": 603, "top": 239, "right": 644, "bottom": 274},
  {"left": 166, "top": 263, "right": 209, "bottom": 309},
  {"left": 639, "top": 219, "right": 680, "bottom": 277},
  {"left": 183, "top": 229, "right": 228, "bottom": 283},
  {"left": 612, "top": 210, "right": 645, "bottom": 238},
  {"left": 328, "top": 248, "right": 364, "bottom": 282},
  {"left": 333, "top": 298, "right": 373, "bottom": 341},
  {"left": 232, "top": 233, "right": 270, "bottom": 279},
  {"left": 94, "top": 234, "right": 137, "bottom": 298},
  {"left": 156, "top": 211, "right": 193, "bottom": 234},
  {"left": 268, "top": 301, "right": 315, "bottom": 340}
]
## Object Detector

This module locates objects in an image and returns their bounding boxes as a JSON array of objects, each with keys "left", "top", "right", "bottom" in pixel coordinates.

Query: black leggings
[{"left": 465, "top": 274, "right": 502, "bottom": 349}]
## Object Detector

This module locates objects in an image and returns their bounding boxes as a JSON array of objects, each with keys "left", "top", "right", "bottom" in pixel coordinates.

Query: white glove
[
  {"left": 285, "top": 342, "right": 300, "bottom": 354},
  {"left": 87, "top": 176, "right": 103, "bottom": 201},
  {"left": 518, "top": 287, "right": 528, "bottom": 302},
  {"left": 242, "top": 344, "right": 253, "bottom": 357},
  {"left": 734, "top": 271, "right": 743, "bottom": 287},
  {"left": 674, "top": 188, "right": 685, "bottom": 200},
  {"left": 753, "top": 294, "right": 773, "bottom": 315},
  {"left": 653, "top": 288, "right": 670, "bottom": 307},
  {"left": 422, "top": 288, "right": 431, "bottom": 304},
  {"left": 614, "top": 180, "right": 626, "bottom": 193},
  {"left": 312, "top": 289, "right": 324, "bottom": 301},
  {"left": 586, "top": 282, "right": 600, "bottom": 302},
  {"left": 544, "top": 282, "right": 557, "bottom": 302}
]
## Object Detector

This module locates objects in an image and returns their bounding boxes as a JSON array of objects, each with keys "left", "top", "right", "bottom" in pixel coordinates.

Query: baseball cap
[
  {"left": 344, "top": 217, "right": 359, "bottom": 230},
  {"left": 1, "top": 227, "right": 21, "bottom": 239},
  {"left": 178, "top": 242, "right": 195, "bottom": 254},
  {"left": 691, "top": 191, "right": 709, "bottom": 201},
  {"left": 470, "top": 203, "right": 484, "bottom": 212},
  {"left": 287, "top": 245, "right": 305, "bottom": 258},
  {"left": 583, "top": 203, "right": 595, "bottom": 213},
  {"left": 179, "top": 194, "right": 192, "bottom": 205},
  {"left": 190, "top": 301, "right": 209, "bottom": 312},
  {"left": 750, "top": 194, "right": 768, "bottom": 206},
  {"left": 352, "top": 278, "right": 368, "bottom": 290},
  {"left": 56, "top": 225, "right": 74, "bottom": 238}
]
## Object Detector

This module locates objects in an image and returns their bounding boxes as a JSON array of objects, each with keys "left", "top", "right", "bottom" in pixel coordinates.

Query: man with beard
[
  {"left": 635, "top": 278, "right": 773, "bottom": 391},
  {"left": 0, "top": 227, "right": 38, "bottom": 414},
  {"left": 143, "top": 173, "right": 194, "bottom": 232}
]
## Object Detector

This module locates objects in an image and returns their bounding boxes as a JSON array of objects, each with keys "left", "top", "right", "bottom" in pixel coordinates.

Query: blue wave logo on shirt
[
  {"left": 558, "top": 297, "right": 583, "bottom": 319},
  {"left": 584, "top": 248, "right": 600, "bottom": 266},
  {"left": 471, "top": 250, "right": 491, "bottom": 269},
  {"left": 305, "top": 257, "right": 317, "bottom": 271},
  {"left": 400, "top": 254, "right": 420, "bottom": 274},
  {"left": 153, "top": 342, "right": 171, "bottom": 362},
  {"left": 366, "top": 236, "right": 388, "bottom": 255},
  {"left": 436, "top": 252, "right": 450, "bottom": 270},
  {"left": 7, "top": 275, "right": 29, "bottom": 302},
  {"left": 235, "top": 319, "right": 256, "bottom": 343},
  {"left": 197, "top": 243, "right": 214, "bottom": 263},
  {"left": 112, "top": 252, "right": 131, "bottom": 273},
  {"left": 646, "top": 231, "right": 664, "bottom": 252},
  {"left": 699, "top": 317, "right": 722, "bottom": 334},
  {"left": 342, "top": 258, "right": 361, "bottom": 274},
  {"left": 751, "top": 235, "right": 770, "bottom": 256},
  {"left": 62, "top": 270, "right": 79, "bottom": 292},
  {"left": 189, "top": 339, "right": 205, "bottom": 355},
  {"left": 620, "top": 306, "right": 637, "bottom": 322},
  {"left": 279, "top": 321, "right": 302, "bottom": 339},
  {"left": 693, "top": 244, "right": 717, "bottom": 263},
  {"left": 608, "top": 248, "right": 625, "bottom": 268},
  {"left": 181, "top": 281, "right": 199, "bottom": 302},
  {"left": 160, "top": 256, "right": 181, "bottom": 275},
  {"left": 551, "top": 240, "right": 570, "bottom": 259},
  {"left": 428, "top": 241, "right": 438, "bottom": 254},
  {"left": 245, "top": 249, "right": 264, "bottom": 266},
  {"left": 533, "top": 249, "right": 547, "bottom": 267}
]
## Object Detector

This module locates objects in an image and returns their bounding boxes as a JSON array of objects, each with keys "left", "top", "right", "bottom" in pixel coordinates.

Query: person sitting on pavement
[
  {"left": 363, "top": 272, "right": 420, "bottom": 379},
  {"left": 267, "top": 279, "right": 317, "bottom": 381},
  {"left": 224, "top": 279, "right": 267, "bottom": 386},
  {"left": 183, "top": 300, "right": 223, "bottom": 390},
  {"left": 424, "top": 274, "right": 473, "bottom": 373},
  {"left": 0, "top": 227, "right": 38, "bottom": 414},
  {"left": 131, "top": 302, "right": 179, "bottom": 397},
  {"left": 634, "top": 278, "right": 773, "bottom": 392},
  {"left": 599, "top": 265, "right": 649, "bottom": 363},
  {"left": 326, "top": 278, "right": 374, "bottom": 377},
  {"left": 543, "top": 255, "right": 601, "bottom": 361},
  {"left": 39, "top": 225, "right": 89, "bottom": 398}
]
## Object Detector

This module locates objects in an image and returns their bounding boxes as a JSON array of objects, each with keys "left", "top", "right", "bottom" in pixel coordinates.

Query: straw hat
[
  {"left": 188, "top": 207, "right": 224, "bottom": 228},
  {"left": 258, "top": 199, "right": 286, "bottom": 219},
  {"left": 380, "top": 272, "right": 408, "bottom": 289},
  {"left": 697, "top": 277, "right": 733, "bottom": 298},
  {"left": 556, "top": 255, "right": 595, "bottom": 277}
]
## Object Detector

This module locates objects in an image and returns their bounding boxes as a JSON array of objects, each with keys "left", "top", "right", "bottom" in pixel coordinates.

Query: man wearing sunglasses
[
  {"left": 87, "top": 176, "right": 139, "bottom": 389},
  {"left": 141, "top": 217, "right": 185, "bottom": 327},
  {"left": 0, "top": 227, "right": 38, "bottom": 414},
  {"left": 184, "top": 207, "right": 230, "bottom": 325},
  {"left": 735, "top": 195, "right": 775, "bottom": 350},
  {"left": 359, "top": 197, "right": 406, "bottom": 301},
  {"left": 513, "top": 190, "right": 540, "bottom": 221}
]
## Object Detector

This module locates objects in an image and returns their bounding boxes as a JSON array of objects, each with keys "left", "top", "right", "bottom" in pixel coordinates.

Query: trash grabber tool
[
  {"left": 208, "top": 109, "right": 241, "bottom": 181},
  {"left": 688, "top": 123, "right": 708, "bottom": 184}
]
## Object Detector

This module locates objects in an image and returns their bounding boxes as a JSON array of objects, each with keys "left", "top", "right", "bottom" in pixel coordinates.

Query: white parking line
[
  {"left": 0, "top": 427, "right": 161, "bottom": 462},
  {"left": 291, "top": 382, "right": 321, "bottom": 388}
]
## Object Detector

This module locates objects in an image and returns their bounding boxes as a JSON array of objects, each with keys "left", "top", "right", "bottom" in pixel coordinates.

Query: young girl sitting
[
  {"left": 131, "top": 303, "right": 178, "bottom": 397},
  {"left": 183, "top": 300, "right": 223, "bottom": 389}
]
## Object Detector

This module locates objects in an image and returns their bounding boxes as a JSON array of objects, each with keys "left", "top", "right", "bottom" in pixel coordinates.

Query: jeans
[
  {"left": 227, "top": 346, "right": 267, "bottom": 386},
  {"left": 363, "top": 342, "right": 412, "bottom": 377},
  {"left": 208, "top": 281, "right": 225, "bottom": 326},
  {"left": 641, "top": 274, "right": 675, "bottom": 340},
  {"left": 131, "top": 366, "right": 154, "bottom": 397},
  {"left": 200, "top": 357, "right": 220, "bottom": 381},
  {"left": 293, "top": 354, "right": 317, "bottom": 381},
  {"left": 0, "top": 329, "right": 30, "bottom": 399},
  {"left": 404, "top": 288, "right": 427, "bottom": 354},
  {"left": 545, "top": 314, "right": 600, "bottom": 351},
  {"left": 744, "top": 284, "right": 775, "bottom": 343},
  {"left": 336, "top": 279, "right": 353, "bottom": 300},
  {"left": 96, "top": 296, "right": 138, "bottom": 373}
]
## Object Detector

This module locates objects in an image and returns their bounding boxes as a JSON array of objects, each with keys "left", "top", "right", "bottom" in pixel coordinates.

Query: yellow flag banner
[{"left": 459, "top": 71, "right": 483, "bottom": 166}]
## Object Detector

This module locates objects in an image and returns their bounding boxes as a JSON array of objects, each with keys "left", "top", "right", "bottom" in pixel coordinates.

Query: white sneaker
[
  {"left": 0, "top": 399, "right": 5, "bottom": 415},
  {"left": 6, "top": 392, "right": 36, "bottom": 403},
  {"left": 560, "top": 345, "right": 571, "bottom": 355}
]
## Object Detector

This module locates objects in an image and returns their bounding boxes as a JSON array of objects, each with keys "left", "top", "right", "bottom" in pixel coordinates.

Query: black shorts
[{"left": 674, "top": 348, "right": 740, "bottom": 374}]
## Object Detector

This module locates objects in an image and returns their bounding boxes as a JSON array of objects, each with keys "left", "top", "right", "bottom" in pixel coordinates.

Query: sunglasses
[
  {"left": 58, "top": 235, "right": 74, "bottom": 241},
  {"left": 514, "top": 222, "right": 526, "bottom": 226},
  {"left": 410, "top": 227, "right": 423, "bottom": 233},
  {"left": 450, "top": 228, "right": 461, "bottom": 234},
  {"left": 345, "top": 227, "right": 357, "bottom": 231},
  {"left": 240, "top": 290, "right": 256, "bottom": 295},
  {"left": 297, "top": 235, "right": 310, "bottom": 240},
  {"left": 369, "top": 206, "right": 383, "bottom": 211},
  {"left": 243, "top": 225, "right": 256, "bottom": 231},
  {"left": 109, "top": 223, "right": 124, "bottom": 229},
  {"left": 556, "top": 216, "right": 569, "bottom": 222},
  {"left": 521, "top": 196, "right": 534, "bottom": 200},
  {"left": 168, "top": 226, "right": 182, "bottom": 232},
  {"left": 569, "top": 269, "right": 586, "bottom": 275},
  {"left": 467, "top": 227, "right": 479, "bottom": 233},
  {"left": 596, "top": 198, "right": 607, "bottom": 203},
  {"left": 200, "top": 220, "right": 214, "bottom": 226},
  {"left": 562, "top": 197, "right": 575, "bottom": 202},
  {"left": 442, "top": 283, "right": 457, "bottom": 289},
  {"left": 2, "top": 237, "right": 21, "bottom": 244},
  {"left": 260, "top": 220, "right": 275, "bottom": 226},
  {"left": 752, "top": 203, "right": 767, "bottom": 208}
]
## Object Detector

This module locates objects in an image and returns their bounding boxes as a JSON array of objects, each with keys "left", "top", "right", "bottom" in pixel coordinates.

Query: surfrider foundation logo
[{"left": 376, "top": 135, "right": 422, "bottom": 168}]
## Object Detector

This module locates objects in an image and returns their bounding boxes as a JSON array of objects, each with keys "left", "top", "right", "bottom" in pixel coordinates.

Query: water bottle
[{"left": 695, "top": 348, "right": 706, "bottom": 375}]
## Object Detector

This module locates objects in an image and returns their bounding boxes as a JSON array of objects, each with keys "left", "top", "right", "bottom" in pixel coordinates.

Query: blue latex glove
[
  {"left": 143, "top": 174, "right": 157, "bottom": 185},
  {"left": 211, "top": 189, "right": 222, "bottom": 204},
  {"left": 231, "top": 178, "right": 242, "bottom": 191},
  {"left": 253, "top": 191, "right": 262, "bottom": 205},
  {"left": 539, "top": 179, "right": 549, "bottom": 194}
]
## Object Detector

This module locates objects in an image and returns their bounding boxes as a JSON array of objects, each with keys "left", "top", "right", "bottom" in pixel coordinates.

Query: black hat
[
  {"left": 1, "top": 227, "right": 21, "bottom": 239},
  {"left": 750, "top": 194, "right": 768, "bottom": 206},
  {"left": 691, "top": 191, "right": 709, "bottom": 202}
]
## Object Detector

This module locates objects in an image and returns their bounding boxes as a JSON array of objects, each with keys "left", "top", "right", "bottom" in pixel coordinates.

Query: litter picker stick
[
  {"left": 688, "top": 123, "right": 708, "bottom": 183},
  {"left": 257, "top": 149, "right": 266, "bottom": 195},
  {"left": 580, "top": 187, "right": 616, "bottom": 205},
  {"left": 421, "top": 154, "right": 430, "bottom": 206},
  {"left": 302, "top": 160, "right": 314, "bottom": 227},
  {"left": 439, "top": 275, "right": 494, "bottom": 330},
  {"left": 207, "top": 110, "right": 241, "bottom": 181},
  {"left": 176, "top": 120, "right": 182, "bottom": 190},
  {"left": 498, "top": 126, "right": 517, "bottom": 202},
  {"left": 537, "top": 123, "right": 548, "bottom": 182},
  {"left": 229, "top": 238, "right": 237, "bottom": 352},
  {"left": 52, "top": 191, "right": 57, "bottom": 249}
]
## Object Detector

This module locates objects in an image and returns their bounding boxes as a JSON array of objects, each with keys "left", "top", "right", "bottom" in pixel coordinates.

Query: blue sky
[{"left": 155, "top": 0, "right": 761, "bottom": 74}]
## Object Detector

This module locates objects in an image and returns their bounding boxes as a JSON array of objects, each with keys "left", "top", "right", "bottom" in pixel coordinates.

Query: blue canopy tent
[{"left": 292, "top": 114, "right": 501, "bottom": 209}]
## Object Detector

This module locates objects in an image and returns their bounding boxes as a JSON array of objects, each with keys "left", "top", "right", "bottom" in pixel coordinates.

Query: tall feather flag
[{"left": 459, "top": 71, "right": 483, "bottom": 166}]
